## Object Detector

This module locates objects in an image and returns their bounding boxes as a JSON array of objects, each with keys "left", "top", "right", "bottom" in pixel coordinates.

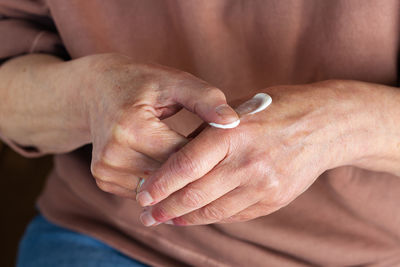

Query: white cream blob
[
  {"left": 209, "top": 119, "right": 241, "bottom": 129},
  {"left": 245, "top": 93, "right": 272, "bottom": 115},
  {"left": 209, "top": 93, "right": 272, "bottom": 129}
]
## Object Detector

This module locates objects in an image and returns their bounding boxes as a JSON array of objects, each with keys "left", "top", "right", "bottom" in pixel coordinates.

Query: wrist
[
  {"left": 322, "top": 80, "right": 400, "bottom": 174},
  {"left": 69, "top": 53, "right": 132, "bottom": 143},
  {"left": 0, "top": 54, "right": 93, "bottom": 153},
  {"left": 53, "top": 57, "right": 95, "bottom": 146},
  {"left": 345, "top": 82, "right": 400, "bottom": 174},
  {"left": 30, "top": 55, "right": 93, "bottom": 152}
]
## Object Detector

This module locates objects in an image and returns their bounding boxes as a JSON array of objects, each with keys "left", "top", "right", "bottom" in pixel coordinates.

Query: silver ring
[{"left": 136, "top": 177, "right": 145, "bottom": 194}]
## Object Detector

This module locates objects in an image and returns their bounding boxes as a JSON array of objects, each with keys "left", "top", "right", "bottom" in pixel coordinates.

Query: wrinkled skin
[
  {"left": 83, "top": 54, "right": 239, "bottom": 199},
  {"left": 137, "top": 80, "right": 400, "bottom": 226},
  {"left": 2, "top": 53, "right": 399, "bottom": 226}
]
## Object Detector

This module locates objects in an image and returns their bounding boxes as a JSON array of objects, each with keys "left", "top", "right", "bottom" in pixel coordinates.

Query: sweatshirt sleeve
[{"left": 0, "top": 0, "right": 68, "bottom": 158}]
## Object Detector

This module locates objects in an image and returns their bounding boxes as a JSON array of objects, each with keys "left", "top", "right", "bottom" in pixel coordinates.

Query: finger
[
  {"left": 136, "top": 128, "right": 230, "bottom": 207},
  {"left": 167, "top": 186, "right": 259, "bottom": 226},
  {"left": 140, "top": 166, "right": 240, "bottom": 225},
  {"left": 95, "top": 180, "right": 137, "bottom": 200},
  {"left": 91, "top": 163, "right": 141, "bottom": 190},
  {"left": 91, "top": 145, "right": 161, "bottom": 194},
  {"left": 114, "top": 106, "right": 188, "bottom": 162},
  {"left": 170, "top": 79, "right": 239, "bottom": 126},
  {"left": 94, "top": 141, "right": 162, "bottom": 178}
]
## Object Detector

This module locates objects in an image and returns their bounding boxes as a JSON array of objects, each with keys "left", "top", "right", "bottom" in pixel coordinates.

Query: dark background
[{"left": 0, "top": 142, "right": 52, "bottom": 267}]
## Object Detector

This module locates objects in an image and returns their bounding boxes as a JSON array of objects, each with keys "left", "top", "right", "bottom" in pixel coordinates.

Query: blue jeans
[{"left": 17, "top": 215, "right": 149, "bottom": 267}]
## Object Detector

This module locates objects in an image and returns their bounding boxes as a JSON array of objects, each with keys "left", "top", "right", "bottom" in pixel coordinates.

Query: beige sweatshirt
[{"left": 0, "top": 0, "right": 399, "bottom": 266}]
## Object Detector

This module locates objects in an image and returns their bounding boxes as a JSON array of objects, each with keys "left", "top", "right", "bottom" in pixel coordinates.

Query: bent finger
[
  {"left": 92, "top": 164, "right": 141, "bottom": 190},
  {"left": 141, "top": 166, "right": 240, "bottom": 225},
  {"left": 95, "top": 180, "right": 138, "bottom": 200},
  {"left": 95, "top": 141, "right": 162, "bottom": 178},
  {"left": 114, "top": 106, "right": 188, "bottom": 162},
  {"left": 170, "top": 78, "right": 239, "bottom": 126},
  {"left": 137, "top": 128, "right": 230, "bottom": 207},
  {"left": 167, "top": 186, "right": 258, "bottom": 226}
]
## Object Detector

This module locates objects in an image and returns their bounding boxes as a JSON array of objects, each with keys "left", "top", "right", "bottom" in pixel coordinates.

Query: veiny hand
[
  {"left": 136, "top": 80, "right": 380, "bottom": 226},
  {"left": 75, "top": 53, "right": 239, "bottom": 199}
]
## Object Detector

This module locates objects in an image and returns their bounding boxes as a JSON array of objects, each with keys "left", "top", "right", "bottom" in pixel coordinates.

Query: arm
[
  {"left": 136, "top": 80, "right": 400, "bottom": 226},
  {"left": 0, "top": 53, "right": 239, "bottom": 199},
  {"left": 0, "top": 54, "right": 90, "bottom": 155}
]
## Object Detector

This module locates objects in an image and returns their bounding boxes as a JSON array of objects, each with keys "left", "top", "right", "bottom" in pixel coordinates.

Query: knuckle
[
  {"left": 91, "top": 161, "right": 105, "bottom": 179},
  {"left": 243, "top": 162, "right": 287, "bottom": 206},
  {"left": 239, "top": 153, "right": 264, "bottom": 171},
  {"left": 90, "top": 161, "right": 114, "bottom": 183},
  {"left": 200, "top": 205, "right": 225, "bottom": 221},
  {"left": 252, "top": 174, "right": 280, "bottom": 197},
  {"left": 263, "top": 176, "right": 281, "bottom": 191},
  {"left": 95, "top": 180, "right": 113, "bottom": 193},
  {"left": 170, "top": 149, "right": 199, "bottom": 178},
  {"left": 97, "top": 173, "right": 113, "bottom": 183},
  {"left": 112, "top": 124, "right": 134, "bottom": 146},
  {"left": 238, "top": 156, "right": 267, "bottom": 186},
  {"left": 252, "top": 179, "right": 285, "bottom": 207},
  {"left": 100, "top": 157, "right": 120, "bottom": 170},
  {"left": 180, "top": 187, "right": 206, "bottom": 209},
  {"left": 98, "top": 150, "right": 121, "bottom": 169},
  {"left": 241, "top": 157, "right": 283, "bottom": 193},
  {"left": 93, "top": 138, "right": 124, "bottom": 169},
  {"left": 248, "top": 156, "right": 267, "bottom": 174}
]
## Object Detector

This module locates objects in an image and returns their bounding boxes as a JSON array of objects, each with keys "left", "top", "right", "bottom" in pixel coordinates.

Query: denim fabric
[{"left": 17, "top": 215, "right": 149, "bottom": 267}]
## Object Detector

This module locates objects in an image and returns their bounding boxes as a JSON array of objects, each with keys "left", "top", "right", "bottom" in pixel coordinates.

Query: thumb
[
  {"left": 172, "top": 84, "right": 240, "bottom": 128},
  {"left": 121, "top": 106, "right": 189, "bottom": 163}
]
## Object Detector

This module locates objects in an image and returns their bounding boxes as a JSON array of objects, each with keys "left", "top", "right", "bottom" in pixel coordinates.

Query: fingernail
[
  {"left": 136, "top": 191, "right": 154, "bottom": 207},
  {"left": 164, "top": 220, "right": 174, "bottom": 225},
  {"left": 215, "top": 104, "right": 238, "bottom": 121},
  {"left": 140, "top": 211, "right": 157, "bottom": 226}
]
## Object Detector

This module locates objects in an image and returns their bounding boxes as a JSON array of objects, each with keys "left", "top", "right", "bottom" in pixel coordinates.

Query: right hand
[{"left": 76, "top": 53, "right": 238, "bottom": 200}]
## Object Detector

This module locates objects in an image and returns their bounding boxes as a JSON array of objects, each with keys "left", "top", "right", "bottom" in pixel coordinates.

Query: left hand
[{"left": 136, "top": 80, "right": 395, "bottom": 226}]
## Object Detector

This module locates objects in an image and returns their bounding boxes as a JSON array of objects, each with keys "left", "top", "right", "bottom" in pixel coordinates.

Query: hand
[
  {"left": 77, "top": 53, "right": 239, "bottom": 199},
  {"left": 136, "top": 80, "right": 382, "bottom": 226}
]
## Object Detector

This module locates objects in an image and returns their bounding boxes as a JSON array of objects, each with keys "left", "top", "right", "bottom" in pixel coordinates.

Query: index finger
[{"left": 136, "top": 128, "right": 230, "bottom": 207}]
